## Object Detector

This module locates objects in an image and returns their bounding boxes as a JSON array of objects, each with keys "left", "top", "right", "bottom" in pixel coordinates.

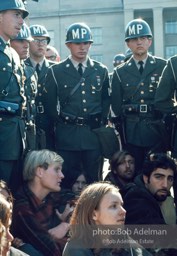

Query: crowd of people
[{"left": 1, "top": 0, "right": 177, "bottom": 255}]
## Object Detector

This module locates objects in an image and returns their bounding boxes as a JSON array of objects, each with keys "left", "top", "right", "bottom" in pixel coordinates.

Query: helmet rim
[
  {"left": 125, "top": 19, "right": 153, "bottom": 41},
  {"left": 65, "top": 22, "right": 93, "bottom": 44}
]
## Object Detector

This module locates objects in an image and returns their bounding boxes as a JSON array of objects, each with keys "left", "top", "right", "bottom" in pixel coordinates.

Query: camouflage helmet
[
  {"left": 65, "top": 22, "right": 93, "bottom": 43},
  {"left": 0, "top": 0, "right": 29, "bottom": 19},
  {"left": 125, "top": 19, "right": 152, "bottom": 41},
  {"left": 14, "top": 23, "right": 33, "bottom": 41},
  {"left": 30, "top": 24, "right": 50, "bottom": 44},
  {"left": 113, "top": 54, "right": 125, "bottom": 67}
]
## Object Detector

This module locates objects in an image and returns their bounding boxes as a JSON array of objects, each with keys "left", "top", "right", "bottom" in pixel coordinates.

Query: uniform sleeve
[
  {"left": 111, "top": 68, "right": 123, "bottom": 117},
  {"left": 155, "top": 59, "right": 177, "bottom": 113},
  {"left": 43, "top": 66, "right": 59, "bottom": 121},
  {"left": 101, "top": 67, "right": 111, "bottom": 122}
]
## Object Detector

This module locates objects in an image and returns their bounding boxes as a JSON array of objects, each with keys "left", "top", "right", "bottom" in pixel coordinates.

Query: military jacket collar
[
  {"left": 0, "top": 37, "right": 12, "bottom": 61},
  {"left": 69, "top": 56, "right": 88, "bottom": 69},
  {"left": 25, "top": 57, "right": 51, "bottom": 81},
  {"left": 62, "top": 57, "right": 97, "bottom": 79},
  {"left": 124, "top": 54, "right": 158, "bottom": 77}
]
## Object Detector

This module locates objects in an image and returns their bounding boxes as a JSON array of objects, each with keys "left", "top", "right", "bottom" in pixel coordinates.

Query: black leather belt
[
  {"left": 122, "top": 104, "right": 153, "bottom": 114},
  {"left": 60, "top": 115, "right": 89, "bottom": 126},
  {"left": 139, "top": 104, "right": 148, "bottom": 113},
  {"left": 0, "top": 111, "right": 22, "bottom": 117},
  {"left": 36, "top": 105, "right": 44, "bottom": 114}
]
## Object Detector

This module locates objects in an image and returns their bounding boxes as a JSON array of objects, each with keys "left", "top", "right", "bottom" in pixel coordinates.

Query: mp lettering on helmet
[
  {"left": 15, "top": 0, "right": 23, "bottom": 7},
  {"left": 129, "top": 24, "right": 143, "bottom": 36},
  {"left": 72, "top": 28, "right": 87, "bottom": 39},
  {"left": 33, "top": 26, "right": 44, "bottom": 35},
  {"left": 20, "top": 27, "right": 28, "bottom": 38}
]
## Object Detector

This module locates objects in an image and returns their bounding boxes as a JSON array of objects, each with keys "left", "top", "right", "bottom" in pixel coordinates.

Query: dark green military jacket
[
  {"left": 25, "top": 58, "right": 55, "bottom": 150},
  {"left": 0, "top": 38, "right": 26, "bottom": 160},
  {"left": 23, "top": 62, "right": 37, "bottom": 122},
  {"left": 25, "top": 57, "right": 54, "bottom": 119},
  {"left": 22, "top": 62, "right": 38, "bottom": 151},
  {"left": 155, "top": 55, "right": 177, "bottom": 113},
  {"left": 111, "top": 54, "right": 166, "bottom": 147},
  {"left": 43, "top": 57, "right": 110, "bottom": 151}
]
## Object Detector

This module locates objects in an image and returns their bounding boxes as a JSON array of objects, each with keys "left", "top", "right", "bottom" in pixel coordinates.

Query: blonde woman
[{"left": 63, "top": 182, "right": 152, "bottom": 256}]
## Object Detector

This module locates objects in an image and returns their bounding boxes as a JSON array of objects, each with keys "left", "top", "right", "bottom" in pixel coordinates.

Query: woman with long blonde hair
[{"left": 63, "top": 182, "right": 152, "bottom": 256}]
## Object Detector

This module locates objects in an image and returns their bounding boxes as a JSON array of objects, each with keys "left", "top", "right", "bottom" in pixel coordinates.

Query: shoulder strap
[
  {"left": 115, "top": 68, "right": 144, "bottom": 102},
  {"left": 64, "top": 77, "right": 85, "bottom": 105},
  {"left": 123, "top": 78, "right": 144, "bottom": 103},
  {"left": 1, "top": 59, "right": 16, "bottom": 97},
  {"left": 169, "top": 58, "right": 177, "bottom": 82},
  {"left": 61, "top": 77, "right": 85, "bottom": 108},
  {"left": 51, "top": 67, "right": 85, "bottom": 110},
  {"left": 51, "top": 66, "right": 60, "bottom": 114},
  {"left": 129, "top": 79, "right": 145, "bottom": 101}
]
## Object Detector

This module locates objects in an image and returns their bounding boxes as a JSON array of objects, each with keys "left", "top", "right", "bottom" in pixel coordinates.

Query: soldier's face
[
  {"left": 11, "top": 39, "right": 29, "bottom": 60},
  {"left": 127, "top": 36, "right": 152, "bottom": 59},
  {"left": 66, "top": 42, "right": 91, "bottom": 62},
  {"left": 29, "top": 36, "right": 48, "bottom": 59},
  {"left": 0, "top": 10, "right": 23, "bottom": 41}
]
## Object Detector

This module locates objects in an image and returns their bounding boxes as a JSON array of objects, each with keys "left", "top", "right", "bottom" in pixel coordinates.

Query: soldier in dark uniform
[
  {"left": 43, "top": 22, "right": 110, "bottom": 187},
  {"left": 113, "top": 53, "right": 125, "bottom": 68},
  {"left": 111, "top": 19, "right": 167, "bottom": 174},
  {"left": 155, "top": 56, "right": 177, "bottom": 157},
  {"left": 25, "top": 24, "right": 55, "bottom": 150},
  {"left": 0, "top": 0, "right": 29, "bottom": 194},
  {"left": 109, "top": 53, "right": 125, "bottom": 83},
  {"left": 124, "top": 48, "right": 133, "bottom": 62},
  {"left": 11, "top": 23, "right": 38, "bottom": 154},
  {"left": 155, "top": 55, "right": 177, "bottom": 210}
]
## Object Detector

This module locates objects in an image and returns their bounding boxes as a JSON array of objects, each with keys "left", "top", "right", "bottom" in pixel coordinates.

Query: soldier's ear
[
  {"left": 148, "top": 38, "right": 152, "bottom": 47},
  {"left": 66, "top": 42, "right": 71, "bottom": 50}
]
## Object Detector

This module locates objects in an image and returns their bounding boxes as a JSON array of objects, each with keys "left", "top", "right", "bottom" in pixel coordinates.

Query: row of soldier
[
  {"left": 1, "top": 0, "right": 177, "bottom": 197},
  {"left": 0, "top": 1, "right": 60, "bottom": 194},
  {"left": 1, "top": 1, "right": 177, "bottom": 255}
]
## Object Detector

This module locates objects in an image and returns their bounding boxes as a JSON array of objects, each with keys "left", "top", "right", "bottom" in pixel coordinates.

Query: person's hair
[
  {"left": 0, "top": 180, "right": 13, "bottom": 205},
  {"left": 143, "top": 153, "right": 177, "bottom": 178},
  {"left": 23, "top": 149, "right": 64, "bottom": 181},
  {"left": 110, "top": 150, "right": 135, "bottom": 173},
  {"left": 0, "top": 195, "right": 12, "bottom": 255},
  {"left": 62, "top": 167, "right": 88, "bottom": 189},
  {"left": 46, "top": 45, "right": 59, "bottom": 55},
  {"left": 0, "top": 220, "right": 5, "bottom": 254},
  {"left": 0, "top": 195, "right": 11, "bottom": 229},
  {"left": 70, "top": 182, "right": 119, "bottom": 239}
]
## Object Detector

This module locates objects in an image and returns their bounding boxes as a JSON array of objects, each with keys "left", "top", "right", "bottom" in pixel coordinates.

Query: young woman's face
[
  {"left": 93, "top": 190, "right": 126, "bottom": 225},
  {"left": 72, "top": 174, "right": 87, "bottom": 196}
]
